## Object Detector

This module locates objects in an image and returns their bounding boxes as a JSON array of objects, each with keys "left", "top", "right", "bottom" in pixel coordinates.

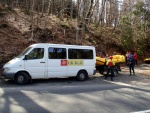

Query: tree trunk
[
  {"left": 85, "top": 0, "right": 93, "bottom": 24},
  {"left": 41, "top": 0, "right": 45, "bottom": 17},
  {"left": 96, "top": 0, "right": 106, "bottom": 27},
  {"left": 29, "top": 0, "right": 35, "bottom": 41},
  {"left": 70, "top": 0, "right": 73, "bottom": 19},
  {"left": 7, "top": 0, "right": 14, "bottom": 10}
]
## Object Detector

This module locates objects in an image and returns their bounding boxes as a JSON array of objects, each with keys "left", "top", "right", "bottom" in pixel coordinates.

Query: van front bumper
[{"left": 2, "top": 71, "right": 15, "bottom": 79}]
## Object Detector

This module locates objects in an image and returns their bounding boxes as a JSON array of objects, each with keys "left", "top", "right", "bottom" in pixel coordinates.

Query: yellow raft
[
  {"left": 112, "top": 55, "right": 125, "bottom": 63},
  {"left": 96, "top": 55, "right": 125, "bottom": 66},
  {"left": 144, "top": 58, "right": 150, "bottom": 64},
  {"left": 96, "top": 57, "right": 106, "bottom": 65}
]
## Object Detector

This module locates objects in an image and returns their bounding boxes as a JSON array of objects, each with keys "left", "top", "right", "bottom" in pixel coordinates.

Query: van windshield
[{"left": 17, "top": 47, "right": 32, "bottom": 58}]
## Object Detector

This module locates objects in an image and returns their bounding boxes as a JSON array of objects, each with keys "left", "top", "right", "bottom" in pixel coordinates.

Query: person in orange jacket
[{"left": 105, "top": 56, "right": 115, "bottom": 81}]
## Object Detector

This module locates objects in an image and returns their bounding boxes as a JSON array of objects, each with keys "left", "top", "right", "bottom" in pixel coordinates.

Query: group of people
[
  {"left": 99, "top": 50, "right": 139, "bottom": 81},
  {"left": 125, "top": 51, "right": 138, "bottom": 66}
]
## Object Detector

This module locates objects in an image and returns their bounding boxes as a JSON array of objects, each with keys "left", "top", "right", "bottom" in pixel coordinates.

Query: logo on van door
[
  {"left": 61, "top": 60, "right": 84, "bottom": 66},
  {"left": 68, "top": 60, "right": 84, "bottom": 66},
  {"left": 61, "top": 60, "right": 68, "bottom": 66}
]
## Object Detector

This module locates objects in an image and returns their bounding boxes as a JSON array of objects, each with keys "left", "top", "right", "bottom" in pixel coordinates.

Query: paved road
[{"left": 0, "top": 65, "right": 150, "bottom": 113}]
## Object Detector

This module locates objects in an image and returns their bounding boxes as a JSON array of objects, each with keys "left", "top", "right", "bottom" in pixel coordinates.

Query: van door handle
[{"left": 40, "top": 61, "right": 45, "bottom": 63}]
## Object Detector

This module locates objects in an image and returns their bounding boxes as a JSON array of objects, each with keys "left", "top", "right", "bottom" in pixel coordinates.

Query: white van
[{"left": 2, "top": 43, "right": 96, "bottom": 85}]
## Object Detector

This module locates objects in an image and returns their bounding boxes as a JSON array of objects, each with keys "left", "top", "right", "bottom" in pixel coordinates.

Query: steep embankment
[{"left": 1, "top": 8, "right": 149, "bottom": 64}]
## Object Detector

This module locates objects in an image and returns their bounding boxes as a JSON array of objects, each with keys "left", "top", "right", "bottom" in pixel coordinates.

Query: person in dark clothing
[
  {"left": 105, "top": 56, "right": 115, "bottom": 81},
  {"left": 127, "top": 53, "right": 135, "bottom": 75}
]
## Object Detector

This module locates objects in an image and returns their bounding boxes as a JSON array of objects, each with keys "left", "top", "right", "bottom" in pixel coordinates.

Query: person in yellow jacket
[{"left": 105, "top": 56, "right": 115, "bottom": 81}]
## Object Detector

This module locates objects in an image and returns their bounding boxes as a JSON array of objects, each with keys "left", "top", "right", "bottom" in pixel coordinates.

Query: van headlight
[{"left": 4, "top": 67, "right": 11, "bottom": 72}]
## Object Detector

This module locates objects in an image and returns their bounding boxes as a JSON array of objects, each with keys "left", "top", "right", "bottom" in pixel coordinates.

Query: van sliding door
[{"left": 47, "top": 47, "right": 67, "bottom": 78}]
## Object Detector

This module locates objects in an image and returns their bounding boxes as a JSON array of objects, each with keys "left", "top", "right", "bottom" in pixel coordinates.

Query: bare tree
[
  {"left": 29, "top": 0, "right": 35, "bottom": 41},
  {"left": 96, "top": 0, "right": 106, "bottom": 27}
]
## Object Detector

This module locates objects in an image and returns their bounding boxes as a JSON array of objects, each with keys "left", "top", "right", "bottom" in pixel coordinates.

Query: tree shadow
[
  {"left": 0, "top": 71, "right": 150, "bottom": 113},
  {"left": 0, "top": 89, "right": 51, "bottom": 113}
]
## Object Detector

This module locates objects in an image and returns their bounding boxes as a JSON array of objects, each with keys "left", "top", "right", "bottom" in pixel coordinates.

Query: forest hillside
[{"left": 0, "top": 0, "right": 150, "bottom": 63}]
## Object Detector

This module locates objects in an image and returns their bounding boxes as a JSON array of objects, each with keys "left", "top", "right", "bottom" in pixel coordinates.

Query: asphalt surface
[{"left": 0, "top": 64, "right": 150, "bottom": 113}]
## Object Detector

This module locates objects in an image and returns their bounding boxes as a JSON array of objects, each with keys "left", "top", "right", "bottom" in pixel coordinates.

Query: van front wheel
[
  {"left": 14, "top": 72, "right": 29, "bottom": 85},
  {"left": 77, "top": 71, "right": 88, "bottom": 81}
]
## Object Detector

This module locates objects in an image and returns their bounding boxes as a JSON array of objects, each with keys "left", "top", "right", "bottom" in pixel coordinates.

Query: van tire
[
  {"left": 76, "top": 71, "right": 88, "bottom": 81},
  {"left": 14, "top": 72, "right": 29, "bottom": 85}
]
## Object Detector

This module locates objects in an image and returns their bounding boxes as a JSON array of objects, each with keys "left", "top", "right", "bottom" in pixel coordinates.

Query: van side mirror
[{"left": 23, "top": 55, "right": 28, "bottom": 60}]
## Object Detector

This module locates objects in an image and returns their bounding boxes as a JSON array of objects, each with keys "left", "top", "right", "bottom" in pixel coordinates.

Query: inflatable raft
[
  {"left": 112, "top": 55, "right": 125, "bottom": 63},
  {"left": 96, "top": 55, "right": 125, "bottom": 66},
  {"left": 96, "top": 57, "right": 106, "bottom": 65},
  {"left": 144, "top": 58, "right": 150, "bottom": 64}
]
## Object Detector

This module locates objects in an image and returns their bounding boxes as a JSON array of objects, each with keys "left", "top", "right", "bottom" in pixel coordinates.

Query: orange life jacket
[{"left": 108, "top": 60, "right": 113, "bottom": 67}]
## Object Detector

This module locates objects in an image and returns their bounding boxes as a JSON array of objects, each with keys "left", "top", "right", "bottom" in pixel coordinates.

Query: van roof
[{"left": 30, "top": 43, "right": 95, "bottom": 48}]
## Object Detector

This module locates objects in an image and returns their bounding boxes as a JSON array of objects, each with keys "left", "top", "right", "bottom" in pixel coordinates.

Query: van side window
[
  {"left": 68, "top": 48, "right": 93, "bottom": 59},
  {"left": 48, "top": 47, "right": 66, "bottom": 59},
  {"left": 27, "top": 48, "right": 44, "bottom": 60}
]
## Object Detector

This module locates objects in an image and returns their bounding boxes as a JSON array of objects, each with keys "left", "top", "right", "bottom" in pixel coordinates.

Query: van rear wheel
[
  {"left": 14, "top": 72, "right": 29, "bottom": 85},
  {"left": 77, "top": 71, "right": 88, "bottom": 81}
]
